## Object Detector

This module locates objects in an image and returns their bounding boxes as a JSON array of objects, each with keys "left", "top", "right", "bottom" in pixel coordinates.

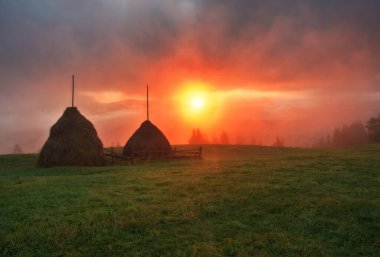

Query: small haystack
[
  {"left": 123, "top": 120, "right": 172, "bottom": 157},
  {"left": 37, "top": 107, "right": 106, "bottom": 167}
]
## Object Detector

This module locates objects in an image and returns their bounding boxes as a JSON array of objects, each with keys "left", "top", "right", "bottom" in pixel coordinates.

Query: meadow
[{"left": 0, "top": 145, "right": 379, "bottom": 257}]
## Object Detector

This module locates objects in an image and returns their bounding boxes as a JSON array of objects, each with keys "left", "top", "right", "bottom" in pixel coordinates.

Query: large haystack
[
  {"left": 38, "top": 107, "right": 106, "bottom": 167},
  {"left": 123, "top": 120, "right": 171, "bottom": 156}
]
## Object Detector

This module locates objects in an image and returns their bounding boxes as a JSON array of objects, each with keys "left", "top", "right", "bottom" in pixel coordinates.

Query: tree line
[
  {"left": 189, "top": 114, "right": 380, "bottom": 147},
  {"left": 313, "top": 114, "right": 380, "bottom": 148},
  {"left": 188, "top": 128, "right": 230, "bottom": 144},
  {"left": 188, "top": 128, "right": 286, "bottom": 146}
]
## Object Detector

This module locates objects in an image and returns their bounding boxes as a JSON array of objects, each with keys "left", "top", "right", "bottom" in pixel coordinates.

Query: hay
[
  {"left": 37, "top": 107, "right": 106, "bottom": 167},
  {"left": 123, "top": 120, "right": 171, "bottom": 156}
]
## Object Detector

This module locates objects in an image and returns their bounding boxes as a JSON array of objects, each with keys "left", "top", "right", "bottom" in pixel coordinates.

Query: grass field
[{"left": 0, "top": 145, "right": 379, "bottom": 257}]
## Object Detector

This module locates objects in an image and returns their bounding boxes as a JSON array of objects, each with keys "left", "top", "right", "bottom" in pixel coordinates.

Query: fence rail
[{"left": 104, "top": 147, "right": 202, "bottom": 165}]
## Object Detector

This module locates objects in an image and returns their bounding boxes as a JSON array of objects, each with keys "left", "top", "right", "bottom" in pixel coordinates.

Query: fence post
[{"left": 199, "top": 146, "right": 202, "bottom": 158}]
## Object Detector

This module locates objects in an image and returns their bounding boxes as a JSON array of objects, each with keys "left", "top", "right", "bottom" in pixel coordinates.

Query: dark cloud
[{"left": 1, "top": 0, "right": 379, "bottom": 87}]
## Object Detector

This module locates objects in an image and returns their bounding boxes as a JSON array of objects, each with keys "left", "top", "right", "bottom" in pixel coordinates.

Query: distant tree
[
  {"left": 220, "top": 130, "right": 229, "bottom": 144},
  {"left": 367, "top": 114, "right": 380, "bottom": 143},
  {"left": 319, "top": 136, "right": 326, "bottom": 148},
  {"left": 332, "top": 121, "right": 368, "bottom": 146},
  {"left": 348, "top": 122, "right": 368, "bottom": 145},
  {"left": 272, "top": 137, "right": 285, "bottom": 147},
  {"left": 188, "top": 128, "right": 209, "bottom": 144},
  {"left": 188, "top": 129, "right": 197, "bottom": 144},
  {"left": 13, "top": 144, "right": 23, "bottom": 154},
  {"left": 332, "top": 128, "right": 342, "bottom": 146},
  {"left": 313, "top": 134, "right": 332, "bottom": 148}
]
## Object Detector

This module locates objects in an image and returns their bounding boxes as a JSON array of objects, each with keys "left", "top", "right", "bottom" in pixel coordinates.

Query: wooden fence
[{"left": 104, "top": 147, "right": 202, "bottom": 165}]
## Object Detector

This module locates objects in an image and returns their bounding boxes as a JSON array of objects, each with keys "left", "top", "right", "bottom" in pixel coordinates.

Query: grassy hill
[{"left": 0, "top": 145, "right": 379, "bottom": 257}]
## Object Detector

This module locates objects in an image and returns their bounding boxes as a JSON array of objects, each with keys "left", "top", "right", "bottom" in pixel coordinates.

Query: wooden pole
[
  {"left": 147, "top": 85, "right": 149, "bottom": 121},
  {"left": 72, "top": 74, "right": 75, "bottom": 107}
]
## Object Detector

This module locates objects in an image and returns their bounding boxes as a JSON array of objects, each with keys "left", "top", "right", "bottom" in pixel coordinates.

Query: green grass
[{"left": 0, "top": 145, "right": 379, "bottom": 257}]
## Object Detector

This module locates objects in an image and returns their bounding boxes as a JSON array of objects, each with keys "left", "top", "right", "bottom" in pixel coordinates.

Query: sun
[
  {"left": 190, "top": 95, "right": 205, "bottom": 111},
  {"left": 174, "top": 80, "right": 223, "bottom": 126},
  {"left": 175, "top": 81, "right": 214, "bottom": 122}
]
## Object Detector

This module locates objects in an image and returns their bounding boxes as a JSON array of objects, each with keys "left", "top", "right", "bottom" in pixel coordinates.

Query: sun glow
[
  {"left": 190, "top": 95, "right": 205, "bottom": 111},
  {"left": 175, "top": 81, "right": 221, "bottom": 125},
  {"left": 182, "top": 83, "right": 209, "bottom": 114}
]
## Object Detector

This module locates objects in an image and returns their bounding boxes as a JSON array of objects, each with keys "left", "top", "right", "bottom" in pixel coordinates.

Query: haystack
[
  {"left": 37, "top": 107, "right": 106, "bottom": 167},
  {"left": 123, "top": 120, "right": 171, "bottom": 157}
]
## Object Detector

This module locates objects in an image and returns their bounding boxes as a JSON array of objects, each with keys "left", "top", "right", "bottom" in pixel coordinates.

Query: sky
[{"left": 0, "top": 0, "right": 380, "bottom": 153}]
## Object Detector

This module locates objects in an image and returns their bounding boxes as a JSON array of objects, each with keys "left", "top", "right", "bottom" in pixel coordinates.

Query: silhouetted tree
[
  {"left": 188, "top": 129, "right": 197, "bottom": 144},
  {"left": 220, "top": 130, "right": 229, "bottom": 144},
  {"left": 313, "top": 134, "right": 332, "bottom": 148},
  {"left": 349, "top": 122, "right": 368, "bottom": 145},
  {"left": 13, "top": 144, "right": 23, "bottom": 154},
  {"left": 332, "top": 128, "right": 342, "bottom": 146},
  {"left": 188, "top": 128, "right": 209, "bottom": 144},
  {"left": 313, "top": 121, "right": 368, "bottom": 148},
  {"left": 332, "top": 121, "right": 368, "bottom": 146},
  {"left": 367, "top": 114, "right": 380, "bottom": 143},
  {"left": 272, "top": 137, "right": 285, "bottom": 147}
]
